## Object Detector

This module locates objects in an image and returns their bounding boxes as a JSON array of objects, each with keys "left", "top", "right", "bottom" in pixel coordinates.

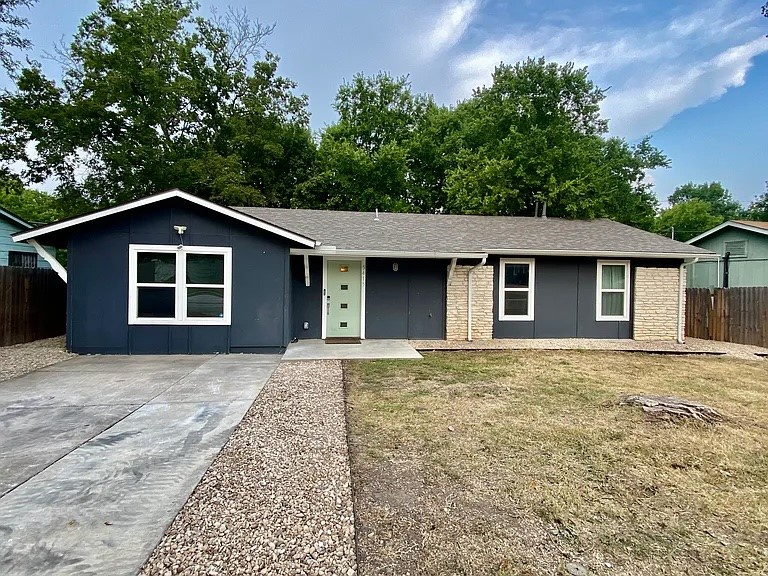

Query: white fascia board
[
  {"left": 12, "top": 189, "right": 316, "bottom": 247},
  {"left": 686, "top": 221, "right": 768, "bottom": 245},
  {"left": 290, "top": 248, "right": 489, "bottom": 259},
  {"left": 483, "top": 248, "right": 716, "bottom": 259}
]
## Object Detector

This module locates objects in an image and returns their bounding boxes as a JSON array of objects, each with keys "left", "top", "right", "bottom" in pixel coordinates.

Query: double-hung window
[
  {"left": 596, "top": 260, "right": 630, "bottom": 321},
  {"left": 498, "top": 259, "right": 535, "bottom": 321},
  {"left": 128, "top": 245, "right": 232, "bottom": 325}
]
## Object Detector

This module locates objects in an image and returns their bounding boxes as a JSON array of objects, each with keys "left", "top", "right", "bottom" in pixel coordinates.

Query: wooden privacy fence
[
  {"left": 686, "top": 287, "right": 768, "bottom": 348},
  {"left": 0, "top": 267, "right": 66, "bottom": 347}
]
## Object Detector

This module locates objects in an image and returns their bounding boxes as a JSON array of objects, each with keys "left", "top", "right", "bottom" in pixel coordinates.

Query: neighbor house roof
[
  {"left": 0, "top": 206, "right": 33, "bottom": 230},
  {"left": 686, "top": 220, "right": 768, "bottom": 245},
  {"left": 238, "top": 207, "right": 713, "bottom": 259}
]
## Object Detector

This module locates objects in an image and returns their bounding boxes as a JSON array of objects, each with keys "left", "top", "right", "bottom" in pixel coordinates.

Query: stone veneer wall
[
  {"left": 446, "top": 265, "right": 494, "bottom": 341},
  {"left": 633, "top": 267, "right": 684, "bottom": 341}
]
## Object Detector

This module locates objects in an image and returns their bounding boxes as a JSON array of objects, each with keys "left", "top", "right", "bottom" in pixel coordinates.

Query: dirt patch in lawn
[{"left": 345, "top": 351, "right": 768, "bottom": 576}]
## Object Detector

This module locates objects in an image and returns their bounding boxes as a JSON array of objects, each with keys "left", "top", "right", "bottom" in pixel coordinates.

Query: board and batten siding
[
  {"left": 688, "top": 227, "right": 768, "bottom": 288},
  {"left": 64, "top": 197, "right": 293, "bottom": 354},
  {"left": 490, "top": 257, "right": 681, "bottom": 339},
  {"left": 0, "top": 217, "right": 51, "bottom": 268},
  {"left": 290, "top": 256, "right": 447, "bottom": 340}
]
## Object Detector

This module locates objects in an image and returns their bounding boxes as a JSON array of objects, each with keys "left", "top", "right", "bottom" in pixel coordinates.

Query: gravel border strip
[
  {"left": 140, "top": 359, "right": 357, "bottom": 576},
  {"left": 0, "top": 336, "right": 76, "bottom": 382},
  {"left": 410, "top": 337, "right": 768, "bottom": 361}
]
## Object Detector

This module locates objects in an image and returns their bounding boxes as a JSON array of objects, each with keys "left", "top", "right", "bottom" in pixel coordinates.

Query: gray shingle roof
[{"left": 234, "top": 207, "right": 713, "bottom": 257}]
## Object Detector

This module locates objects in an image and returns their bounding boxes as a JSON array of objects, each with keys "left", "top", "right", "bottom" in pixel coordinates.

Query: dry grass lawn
[{"left": 345, "top": 351, "right": 768, "bottom": 576}]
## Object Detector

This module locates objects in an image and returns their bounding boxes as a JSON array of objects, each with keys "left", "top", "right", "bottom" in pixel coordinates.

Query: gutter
[
  {"left": 467, "top": 256, "right": 487, "bottom": 341},
  {"left": 677, "top": 258, "right": 699, "bottom": 344}
]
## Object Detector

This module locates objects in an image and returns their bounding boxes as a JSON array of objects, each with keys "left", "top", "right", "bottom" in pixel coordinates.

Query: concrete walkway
[
  {"left": 283, "top": 338, "right": 422, "bottom": 360},
  {"left": 0, "top": 354, "right": 280, "bottom": 576}
]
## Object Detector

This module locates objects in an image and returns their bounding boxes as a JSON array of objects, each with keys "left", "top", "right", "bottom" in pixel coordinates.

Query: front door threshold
[{"left": 324, "top": 337, "right": 362, "bottom": 345}]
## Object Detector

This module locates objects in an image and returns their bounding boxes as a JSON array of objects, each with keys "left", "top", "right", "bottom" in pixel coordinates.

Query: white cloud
[
  {"left": 446, "top": 2, "right": 768, "bottom": 138},
  {"left": 421, "top": 0, "right": 480, "bottom": 60}
]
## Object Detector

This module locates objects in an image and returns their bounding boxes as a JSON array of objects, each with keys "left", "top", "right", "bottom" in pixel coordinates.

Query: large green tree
[
  {"left": 0, "top": 172, "right": 60, "bottom": 223},
  {"left": 654, "top": 199, "right": 724, "bottom": 242},
  {"left": 442, "top": 59, "right": 666, "bottom": 227},
  {"left": 294, "top": 72, "right": 431, "bottom": 212},
  {"left": 0, "top": 0, "right": 313, "bottom": 215},
  {"left": 667, "top": 181, "right": 744, "bottom": 221}
]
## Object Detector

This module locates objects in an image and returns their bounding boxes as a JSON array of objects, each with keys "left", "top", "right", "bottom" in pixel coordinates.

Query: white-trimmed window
[
  {"left": 596, "top": 260, "right": 630, "bottom": 321},
  {"left": 128, "top": 245, "right": 232, "bottom": 325},
  {"left": 498, "top": 258, "right": 535, "bottom": 321}
]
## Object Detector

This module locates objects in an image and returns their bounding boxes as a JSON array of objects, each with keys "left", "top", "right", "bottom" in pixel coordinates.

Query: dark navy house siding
[
  {"left": 492, "top": 257, "right": 680, "bottom": 339},
  {"left": 290, "top": 256, "right": 447, "bottom": 340},
  {"left": 365, "top": 258, "right": 446, "bottom": 339},
  {"left": 66, "top": 198, "right": 293, "bottom": 354}
]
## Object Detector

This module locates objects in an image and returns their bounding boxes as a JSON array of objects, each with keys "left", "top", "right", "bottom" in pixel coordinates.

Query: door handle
[{"left": 326, "top": 295, "right": 331, "bottom": 315}]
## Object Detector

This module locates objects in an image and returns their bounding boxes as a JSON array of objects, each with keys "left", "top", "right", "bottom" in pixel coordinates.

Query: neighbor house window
[
  {"left": 128, "top": 245, "right": 232, "bottom": 325},
  {"left": 498, "top": 259, "right": 535, "bottom": 321},
  {"left": 596, "top": 260, "right": 630, "bottom": 321},
  {"left": 8, "top": 251, "right": 37, "bottom": 268}
]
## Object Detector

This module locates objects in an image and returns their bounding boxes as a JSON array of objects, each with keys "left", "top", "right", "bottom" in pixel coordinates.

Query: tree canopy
[
  {"left": 654, "top": 199, "right": 724, "bottom": 242},
  {"left": 667, "top": 181, "right": 744, "bottom": 221},
  {"left": 296, "top": 61, "right": 666, "bottom": 228},
  {"left": 0, "top": 172, "right": 60, "bottom": 223},
  {"left": 0, "top": 0, "right": 313, "bottom": 216},
  {"left": 0, "top": 0, "right": 36, "bottom": 76},
  {"left": 0, "top": 1, "right": 753, "bottom": 236}
]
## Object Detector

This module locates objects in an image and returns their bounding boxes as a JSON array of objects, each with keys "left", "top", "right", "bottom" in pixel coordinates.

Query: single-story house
[
  {"left": 12, "top": 189, "right": 713, "bottom": 354},
  {"left": 0, "top": 206, "right": 51, "bottom": 269},
  {"left": 686, "top": 220, "right": 768, "bottom": 288}
]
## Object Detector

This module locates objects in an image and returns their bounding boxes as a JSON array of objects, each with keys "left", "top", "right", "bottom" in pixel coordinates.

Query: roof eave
[
  {"left": 12, "top": 189, "right": 316, "bottom": 248},
  {"left": 686, "top": 220, "right": 768, "bottom": 244},
  {"left": 0, "top": 207, "right": 33, "bottom": 230},
  {"left": 484, "top": 248, "right": 715, "bottom": 259}
]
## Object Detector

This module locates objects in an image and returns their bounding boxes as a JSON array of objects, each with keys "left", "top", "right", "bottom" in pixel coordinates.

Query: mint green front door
[{"left": 326, "top": 260, "right": 362, "bottom": 338}]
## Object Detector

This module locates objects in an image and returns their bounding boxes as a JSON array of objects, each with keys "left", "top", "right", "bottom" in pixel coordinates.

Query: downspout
[
  {"left": 467, "top": 256, "right": 487, "bottom": 341},
  {"left": 677, "top": 258, "right": 698, "bottom": 344}
]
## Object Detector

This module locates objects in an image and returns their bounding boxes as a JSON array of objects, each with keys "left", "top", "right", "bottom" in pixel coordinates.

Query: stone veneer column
[
  {"left": 632, "top": 267, "right": 684, "bottom": 341},
  {"left": 445, "top": 265, "right": 494, "bottom": 341}
]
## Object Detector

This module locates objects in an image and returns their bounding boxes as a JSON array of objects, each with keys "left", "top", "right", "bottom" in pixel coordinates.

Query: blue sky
[{"left": 5, "top": 0, "right": 768, "bottom": 206}]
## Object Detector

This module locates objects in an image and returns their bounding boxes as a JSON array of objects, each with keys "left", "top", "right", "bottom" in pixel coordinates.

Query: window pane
[
  {"left": 504, "top": 263, "right": 529, "bottom": 288},
  {"left": 137, "top": 253, "right": 176, "bottom": 283},
  {"left": 504, "top": 291, "right": 529, "bottom": 316},
  {"left": 187, "top": 287, "right": 224, "bottom": 318},
  {"left": 601, "top": 292, "right": 624, "bottom": 317},
  {"left": 137, "top": 287, "right": 176, "bottom": 318},
  {"left": 186, "top": 254, "right": 224, "bottom": 285},
  {"left": 602, "top": 265, "right": 625, "bottom": 290},
  {"left": 8, "top": 251, "right": 37, "bottom": 268}
]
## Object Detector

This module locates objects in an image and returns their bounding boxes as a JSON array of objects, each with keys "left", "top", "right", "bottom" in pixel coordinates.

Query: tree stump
[{"left": 621, "top": 394, "right": 723, "bottom": 423}]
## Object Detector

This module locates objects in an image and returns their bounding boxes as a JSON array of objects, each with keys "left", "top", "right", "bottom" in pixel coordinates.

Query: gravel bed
[
  {"left": 410, "top": 337, "right": 768, "bottom": 361},
  {"left": 0, "top": 336, "right": 76, "bottom": 382},
  {"left": 140, "top": 360, "right": 357, "bottom": 576}
]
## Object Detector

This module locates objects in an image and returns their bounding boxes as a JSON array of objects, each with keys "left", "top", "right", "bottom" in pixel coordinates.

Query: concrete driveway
[{"left": 0, "top": 354, "right": 280, "bottom": 576}]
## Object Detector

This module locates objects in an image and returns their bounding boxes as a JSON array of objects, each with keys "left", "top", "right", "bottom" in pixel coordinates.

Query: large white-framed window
[
  {"left": 596, "top": 260, "right": 630, "bottom": 321},
  {"left": 498, "top": 258, "right": 535, "bottom": 321},
  {"left": 128, "top": 244, "right": 232, "bottom": 325}
]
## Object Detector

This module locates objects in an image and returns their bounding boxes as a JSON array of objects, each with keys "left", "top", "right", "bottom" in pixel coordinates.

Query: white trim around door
[{"left": 321, "top": 256, "right": 366, "bottom": 340}]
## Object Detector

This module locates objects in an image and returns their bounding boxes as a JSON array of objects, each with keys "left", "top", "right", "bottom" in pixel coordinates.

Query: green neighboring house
[
  {"left": 0, "top": 206, "right": 51, "bottom": 269},
  {"left": 686, "top": 220, "right": 768, "bottom": 288}
]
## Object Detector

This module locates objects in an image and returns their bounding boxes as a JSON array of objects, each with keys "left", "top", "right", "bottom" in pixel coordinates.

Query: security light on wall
[{"left": 174, "top": 225, "right": 187, "bottom": 248}]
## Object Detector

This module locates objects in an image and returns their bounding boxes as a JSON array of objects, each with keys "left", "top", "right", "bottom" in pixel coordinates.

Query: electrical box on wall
[{"left": 303, "top": 321, "right": 309, "bottom": 330}]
